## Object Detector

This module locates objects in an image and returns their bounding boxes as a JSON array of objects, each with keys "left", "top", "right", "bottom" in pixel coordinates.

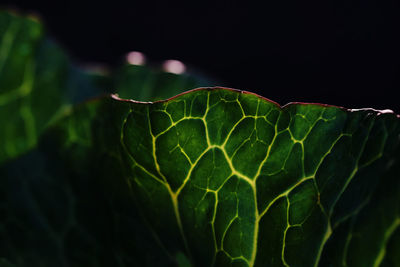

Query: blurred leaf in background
[{"left": 0, "top": 10, "right": 213, "bottom": 164}]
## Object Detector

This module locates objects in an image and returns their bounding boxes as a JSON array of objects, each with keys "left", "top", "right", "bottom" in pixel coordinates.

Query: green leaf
[
  {"left": 0, "top": 11, "right": 43, "bottom": 162},
  {"left": 2, "top": 88, "right": 398, "bottom": 266},
  {"left": 0, "top": 8, "right": 399, "bottom": 267},
  {"left": 0, "top": 11, "right": 104, "bottom": 163},
  {"left": 112, "top": 89, "right": 400, "bottom": 267}
]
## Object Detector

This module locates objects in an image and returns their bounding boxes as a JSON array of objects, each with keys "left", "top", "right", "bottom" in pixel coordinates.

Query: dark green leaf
[
  {"left": 2, "top": 88, "right": 398, "bottom": 266},
  {"left": 0, "top": 11, "right": 103, "bottom": 163}
]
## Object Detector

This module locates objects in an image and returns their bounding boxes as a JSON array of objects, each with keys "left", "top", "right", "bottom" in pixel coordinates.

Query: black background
[{"left": 1, "top": 0, "right": 399, "bottom": 112}]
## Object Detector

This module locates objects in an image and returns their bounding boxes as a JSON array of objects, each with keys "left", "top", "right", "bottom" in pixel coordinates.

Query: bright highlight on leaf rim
[{"left": 111, "top": 86, "right": 399, "bottom": 117}]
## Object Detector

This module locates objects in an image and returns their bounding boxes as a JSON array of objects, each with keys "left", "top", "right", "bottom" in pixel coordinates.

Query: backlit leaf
[{"left": 2, "top": 88, "right": 397, "bottom": 266}]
